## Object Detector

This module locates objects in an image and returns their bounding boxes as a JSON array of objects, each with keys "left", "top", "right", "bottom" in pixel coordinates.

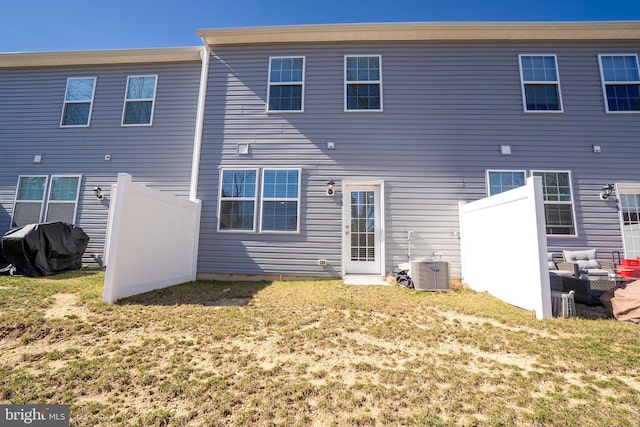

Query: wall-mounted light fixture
[
  {"left": 500, "top": 145, "right": 512, "bottom": 156},
  {"left": 33, "top": 154, "right": 43, "bottom": 164},
  {"left": 326, "top": 180, "right": 336, "bottom": 196},
  {"left": 94, "top": 186, "right": 104, "bottom": 200},
  {"left": 600, "top": 183, "right": 614, "bottom": 200}
]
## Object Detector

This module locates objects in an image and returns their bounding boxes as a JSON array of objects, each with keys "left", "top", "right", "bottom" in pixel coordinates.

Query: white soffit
[{"left": 197, "top": 21, "right": 640, "bottom": 46}]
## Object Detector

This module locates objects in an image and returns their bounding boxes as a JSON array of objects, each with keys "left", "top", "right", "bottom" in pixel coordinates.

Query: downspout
[{"left": 189, "top": 40, "right": 211, "bottom": 201}]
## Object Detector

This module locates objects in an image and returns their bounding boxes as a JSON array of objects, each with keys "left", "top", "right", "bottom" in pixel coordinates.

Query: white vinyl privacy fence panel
[
  {"left": 103, "top": 173, "right": 201, "bottom": 303},
  {"left": 459, "top": 176, "right": 551, "bottom": 319}
]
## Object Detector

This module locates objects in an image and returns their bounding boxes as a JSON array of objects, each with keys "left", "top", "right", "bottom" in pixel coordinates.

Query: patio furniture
[
  {"left": 560, "top": 276, "right": 626, "bottom": 305},
  {"left": 548, "top": 252, "right": 573, "bottom": 292},
  {"left": 551, "top": 290, "right": 576, "bottom": 318},
  {"left": 557, "top": 249, "right": 615, "bottom": 279}
]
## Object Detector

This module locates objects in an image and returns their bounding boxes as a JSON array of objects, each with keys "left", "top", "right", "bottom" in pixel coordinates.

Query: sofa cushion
[
  {"left": 550, "top": 270, "right": 573, "bottom": 278},
  {"left": 586, "top": 268, "right": 609, "bottom": 277},
  {"left": 563, "top": 249, "right": 600, "bottom": 270}
]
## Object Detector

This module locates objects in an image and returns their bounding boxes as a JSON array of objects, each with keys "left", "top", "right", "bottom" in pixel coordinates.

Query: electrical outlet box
[{"left": 317, "top": 259, "right": 327, "bottom": 266}]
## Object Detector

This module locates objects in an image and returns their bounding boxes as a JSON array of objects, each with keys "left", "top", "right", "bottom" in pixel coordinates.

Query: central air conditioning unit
[{"left": 410, "top": 260, "right": 451, "bottom": 291}]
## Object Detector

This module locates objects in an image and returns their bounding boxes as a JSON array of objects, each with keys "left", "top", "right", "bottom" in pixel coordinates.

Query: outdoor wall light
[
  {"left": 600, "top": 183, "right": 614, "bottom": 200},
  {"left": 94, "top": 186, "right": 104, "bottom": 201},
  {"left": 326, "top": 180, "right": 336, "bottom": 196}
]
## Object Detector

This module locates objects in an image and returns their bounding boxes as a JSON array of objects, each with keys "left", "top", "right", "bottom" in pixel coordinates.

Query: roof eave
[
  {"left": 197, "top": 21, "right": 640, "bottom": 46},
  {"left": 0, "top": 46, "right": 203, "bottom": 68}
]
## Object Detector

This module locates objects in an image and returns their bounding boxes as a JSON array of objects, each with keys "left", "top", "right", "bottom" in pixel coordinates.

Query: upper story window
[
  {"left": 61, "top": 77, "right": 96, "bottom": 127},
  {"left": 345, "top": 55, "right": 382, "bottom": 111},
  {"left": 218, "top": 169, "right": 257, "bottom": 232},
  {"left": 260, "top": 169, "right": 300, "bottom": 233},
  {"left": 12, "top": 175, "right": 81, "bottom": 228},
  {"left": 598, "top": 54, "right": 640, "bottom": 112},
  {"left": 486, "top": 170, "right": 526, "bottom": 196},
  {"left": 532, "top": 171, "right": 576, "bottom": 236},
  {"left": 122, "top": 75, "right": 157, "bottom": 126},
  {"left": 267, "top": 57, "right": 305, "bottom": 112},
  {"left": 518, "top": 55, "right": 563, "bottom": 112}
]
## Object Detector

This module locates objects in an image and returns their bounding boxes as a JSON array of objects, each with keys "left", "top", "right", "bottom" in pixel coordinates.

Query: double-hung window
[
  {"left": 267, "top": 57, "right": 305, "bottom": 112},
  {"left": 61, "top": 77, "right": 96, "bottom": 127},
  {"left": 219, "top": 169, "right": 258, "bottom": 231},
  {"left": 122, "top": 75, "right": 158, "bottom": 125},
  {"left": 218, "top": 168, "right": 301, "bottom": 233},
  {"left": 345, "top": 55, "right": 382, "bottom": 111},
  {"left": 260, "top": 169, "right": 300, "bottom": 233},
  {"left": 486, "top": 170, "right": 526, "bottom": 196},
  {"left": 518, "top": 55, "right": 563, "bottom": 112},
  {"left": 598, "top": 54, "right": 640, "bottom": 112},
  {"left": 532, "top": 171, "right": 576, "bottom": 236},
  {"left": 12, "top": 175, "right": 81, "bottom": 228}
]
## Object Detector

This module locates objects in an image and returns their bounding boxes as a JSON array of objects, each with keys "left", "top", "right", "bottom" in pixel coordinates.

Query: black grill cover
[{"left": 1, "top": 222, "right": 89, "bottom": 276}]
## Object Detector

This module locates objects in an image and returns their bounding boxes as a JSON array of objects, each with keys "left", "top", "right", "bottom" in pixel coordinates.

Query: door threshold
[{"left": 342, "top": 275, "right": 389, "bottom": 286}]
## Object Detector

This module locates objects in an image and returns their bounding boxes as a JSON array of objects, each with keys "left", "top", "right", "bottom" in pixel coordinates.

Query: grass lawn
[{"left": 1, "top": 271, "right": 639, "bottom": 426}]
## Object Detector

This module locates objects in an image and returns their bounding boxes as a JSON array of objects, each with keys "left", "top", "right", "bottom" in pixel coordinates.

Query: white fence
[
  {"left": 102, "top": 173, "right": 202, "bottom": 303},
  {"left": 459, "top": 177, "right": 552, "bottom": 319}
]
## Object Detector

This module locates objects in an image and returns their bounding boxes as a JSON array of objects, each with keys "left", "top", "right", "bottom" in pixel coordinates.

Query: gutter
[{"left": 189, "top": 41, "right": 210, "bottom": 201}]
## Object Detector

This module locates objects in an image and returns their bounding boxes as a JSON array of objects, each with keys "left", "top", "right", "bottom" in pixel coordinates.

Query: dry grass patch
[{"left": 1, "top": 272, "right": 640, "bottom": 426}]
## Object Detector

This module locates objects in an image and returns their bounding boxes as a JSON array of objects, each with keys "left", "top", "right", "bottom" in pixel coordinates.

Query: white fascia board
[
  {"left": 197, "top": 21, "right": 640, "bottom": 46},
  {"left": 0, "top": 47, "right": 203, "bottom": 68}
]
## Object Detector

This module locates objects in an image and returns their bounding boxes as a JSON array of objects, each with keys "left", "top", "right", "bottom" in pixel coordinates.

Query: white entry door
[
  {"left": 343, "top": 183, "right": 383, "bottom": 275},
  {"left": 618, "top": 184, "right": 640, "bottom": 258}
]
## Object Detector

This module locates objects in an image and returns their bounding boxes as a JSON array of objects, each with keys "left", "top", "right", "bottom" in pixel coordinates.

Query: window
[
  {"left": 267, "top": 57, "right": 304, "bottom": 112},
  {"left": 518, "top": 55, "right": 562, "bottom": 112},
  {"left": 598, "top": 54, "right": 640, "bottom": 112},
  {"left": 218, "top": 168, "right": 302, "bottom": 233},
  {"left": 218, "top": 169, "right": 257, "bottom": 231},
  {"left": 12, "top": 175, "right": 81, "bottom": 228},
  {"left": 61, "top": 77, "right": 96, "bottom": 126},
  {"left": 261, "top": 169, "right": 300, "bottom": 232},
  {"left": 122, "top": 75, "right": 157, "bottom": 125},
  {"left": 45, "top": 176, "right": 81, "bottom": 223},
  {"left": 345, "top": 55, "right": 382, "bottom": 111},
  {"left": 486, "top": 170, "right": 526, "bottom": 196},
  {"left": 532, "top": 171, "right": 575, "bottom": 235}
]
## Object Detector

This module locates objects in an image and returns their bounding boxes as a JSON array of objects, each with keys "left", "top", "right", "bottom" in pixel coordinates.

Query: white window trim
[
  {"left": 531, "top": 170, "right": 577, "bottom": 237},
  {"left": 121, "top": 75, "right": 158, "bottom": 126},
  {"left": 11, "top": 175, "right": 49, "bottom": 228},
  {"left": 597, "top": 53, "right": 640, "bottom": 114},
  {"left": 43, "top": 175, "right": 82, "bottom": 224},
  {"left": 11, "top": 175, "right": 82, "bottom": 228},
  {"left": 485, "top": 169, "right": 527, "bottom": 197},
  {"left": 259, "top": 168, "right": 301, "bottom": 234},
  {"left": 217, "top": 168, "right": 259, "bottom": 233},
  {"left": 518, "top": 54, "right": 564, "bottom": 113},
  {"left": 344, "top": 54, "right": 383, "bottom": 112},
  {"left": 266, "top": 56, "right": 305, "bottom": 113},
  {"left": 60, "top": 77, "right": 97, "bottom": 127}
]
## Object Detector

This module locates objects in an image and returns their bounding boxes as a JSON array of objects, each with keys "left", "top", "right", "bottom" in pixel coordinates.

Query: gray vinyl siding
[
  {"left": 0, "top": 61, "right": 200, "bottom": 264},
  {"left": 197, "top": 39, "right": 640, "bottom": 279}
]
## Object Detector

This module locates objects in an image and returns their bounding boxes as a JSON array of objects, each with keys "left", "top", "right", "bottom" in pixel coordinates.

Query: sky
[{"left": 1, "top": 0, "right": 640, "bottom": 52}]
